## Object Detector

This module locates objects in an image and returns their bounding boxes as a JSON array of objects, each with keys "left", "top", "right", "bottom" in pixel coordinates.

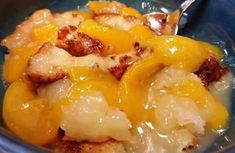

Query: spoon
[{"left": 144, "top": 0, "right": 196, "bottom": 35}]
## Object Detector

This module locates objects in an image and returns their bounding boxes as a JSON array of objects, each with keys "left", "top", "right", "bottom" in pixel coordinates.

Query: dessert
[{"left": 1, "top": 1, "right": 232, "bottom": 153}]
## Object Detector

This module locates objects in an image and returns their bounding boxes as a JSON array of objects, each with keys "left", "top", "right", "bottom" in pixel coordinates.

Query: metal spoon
[{"left": 144, "top": 0, "right": 196, "bottom": 35}]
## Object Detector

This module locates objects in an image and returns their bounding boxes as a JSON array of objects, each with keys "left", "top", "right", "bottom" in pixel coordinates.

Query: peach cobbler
[{"left": 0, "top": 1, "right": 233, "bottom": 153}]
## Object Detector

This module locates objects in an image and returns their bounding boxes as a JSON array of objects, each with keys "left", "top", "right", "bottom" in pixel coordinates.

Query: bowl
[{"left": 0, "top": 0, "right": 235, "bottom": 152}]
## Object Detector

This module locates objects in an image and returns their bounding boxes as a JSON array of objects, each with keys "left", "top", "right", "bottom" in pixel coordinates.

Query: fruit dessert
[{"left": 0, "top": 1, "right": 233, "bottom": 153}]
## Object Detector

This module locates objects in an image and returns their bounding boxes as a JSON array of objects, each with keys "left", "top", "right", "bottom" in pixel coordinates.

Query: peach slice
[{"left": 3, "top": 80, "right": 61, "bottom": 145}]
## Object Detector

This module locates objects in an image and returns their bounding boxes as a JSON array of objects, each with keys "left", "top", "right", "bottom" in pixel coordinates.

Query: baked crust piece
[
  {"left": 52, "top": 139, "right": 126, "bottom": 153},
  {"left": 56, "top": 26, "right": 109, "bottom": 56},
  {"left": 195, "top": 56, "right": 228, "bottom": 87}
]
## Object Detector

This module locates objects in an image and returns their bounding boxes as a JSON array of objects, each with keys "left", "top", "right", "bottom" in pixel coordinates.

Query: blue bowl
[{"left": 0, "top": 0, "right": 235, "bottom": 152}]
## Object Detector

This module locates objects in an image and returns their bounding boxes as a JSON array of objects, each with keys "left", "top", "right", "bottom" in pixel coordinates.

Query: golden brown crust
[
  {"left": 56, "top": 26, "right": 108, "bottom": 56},
  {"left": 52, "top": 140, "right": 126, "bottom": 153},
  {"left": 195, "top": 55, "right": 229, "bottom": 87},
  {"left": 27, "top": 68, "right": 67, "bottom": 83},
  {"left": 26, "top": 43, "right": 70, "bottom": 83},
  {"left": 182, "top": 137, "right": 198, "bottom": 152},
  {"left": 26, "top": 42, "right": 152, "bottom": 83}
]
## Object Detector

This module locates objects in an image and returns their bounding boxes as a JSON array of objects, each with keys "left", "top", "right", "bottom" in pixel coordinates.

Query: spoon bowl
[{"left": 144, "top": 0, "right": 196, "bottom": 35}]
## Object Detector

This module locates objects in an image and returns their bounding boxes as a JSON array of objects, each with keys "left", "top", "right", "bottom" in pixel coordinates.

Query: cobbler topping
[
  {"left": 195, "top": 56, "right": 229, "bottom": 87},
  {"left": 57, "top": 26, "right": 108, "bottom": 56}
]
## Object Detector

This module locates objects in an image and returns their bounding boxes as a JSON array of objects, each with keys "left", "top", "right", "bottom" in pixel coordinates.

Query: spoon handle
[
  {"left": 179, "top": 0, "right": 196, "bottom": 15},
  {"left": 167, "top": 0, "right": 196, "bottom": 35}
]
